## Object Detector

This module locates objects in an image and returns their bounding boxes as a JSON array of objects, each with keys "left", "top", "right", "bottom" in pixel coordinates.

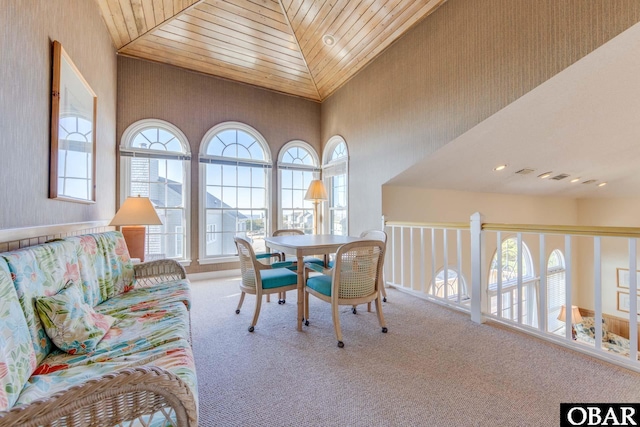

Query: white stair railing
[{"left": 385, "top": 214, "right": 640, "bottom": 372}]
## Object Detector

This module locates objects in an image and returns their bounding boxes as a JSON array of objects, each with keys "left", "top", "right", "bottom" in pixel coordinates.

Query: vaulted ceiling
[{"left": 96, "top": 0, "right": 447, "bottom": 101}]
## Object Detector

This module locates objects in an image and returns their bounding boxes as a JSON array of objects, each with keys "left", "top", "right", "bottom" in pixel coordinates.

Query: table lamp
[
  {"left": 109, "top": 196, "right": 162, "bottom": 262},
  {"left": 557, "top": 305, "right": 583, "bottom": 340},
  {"left": 304, "top": 179, "right": 328, "bottom": 235}
]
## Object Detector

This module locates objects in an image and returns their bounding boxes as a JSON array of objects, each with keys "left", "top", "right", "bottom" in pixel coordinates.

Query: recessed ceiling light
[
  {"left": 538, "top": 172, "right": 552, "bottom": 179},
  {"left": 598, "top": 182, "right": 607, "bottom": 187},
  {"left": 570, "top": 178, "right": 580, "bottom": 183},
  {"left": 322, "top": 34, "right": 335, "bottom": 46},
  {"left": 493, "top": 164, "right": 507, "bottom": 171}
]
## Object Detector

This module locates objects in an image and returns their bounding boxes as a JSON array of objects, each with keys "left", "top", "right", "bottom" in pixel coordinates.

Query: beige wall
[
  {"left": 321, "top": 0, "right": 640, "bottom": 236},
  {"left": 116, "top": 57, "right": 321, "bottom": 273},
  {"left": 382, "top": 187, "right": 579, "bottom": 225},
  {"left": 0, "top": 0, "right": 117, "bottom": 229}
]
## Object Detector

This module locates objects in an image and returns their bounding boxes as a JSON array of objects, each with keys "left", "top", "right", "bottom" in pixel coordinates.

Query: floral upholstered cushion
[
  {"left": 1, "top": 240, "right": 82, "bottom": 364},
  {"left": 0, "top": 258, "right": 37, "bottom": 410},
  {"left": 16, "top": 301, "right": 197, "bottom": 409},
  {"left": 575, "top": 317, "right": 608, "bottom": 341},
  {"left": 63, "top": 232, "right": 135, "bottom": 306},
  {"left": 35, "top": 282, "right": 116, "bottom": 355}
]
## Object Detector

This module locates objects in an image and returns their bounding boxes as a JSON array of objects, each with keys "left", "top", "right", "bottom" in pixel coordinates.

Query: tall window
[
  {"left": 199, "top": 122, "right": 271, "bottom": 261},
  {"left": 546, "top": 250, "right": 566, "bottom": 333},
  {"left": 278, "top": 141, "right": 320, "bottom": 234},
  {"left": 322, "top": 136, "right": 348, "bottom": 235},
  {"left": 120, "top": 120, "right": 190, "bottom": 262},
  {"left": 488, "top": 237, "right": 537, "bottom": 325}
]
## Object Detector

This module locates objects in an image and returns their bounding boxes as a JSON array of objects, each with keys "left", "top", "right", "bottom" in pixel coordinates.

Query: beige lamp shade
[
  {"left": 557, "top": 305, "right": 583, "bottom": 324},
  {"left": 109, "top": 196, "right": 162, "bottom": 226},
  {"left": 304, "top": 179, "right": 328, "bottom": 201}
]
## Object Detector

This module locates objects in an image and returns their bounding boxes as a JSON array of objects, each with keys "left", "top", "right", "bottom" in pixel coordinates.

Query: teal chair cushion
[
  {"left": 283, "top": 256, "right": 324, "bottom": 266},
  {"left": 260, "top": 268, "right": 298, "bottom": 290},
  {"left": 306, "top": 274, "right": 333, "bottom": 296}
]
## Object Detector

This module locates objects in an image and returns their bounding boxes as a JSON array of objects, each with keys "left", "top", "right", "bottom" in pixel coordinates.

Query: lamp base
[{"left": 121, "top": 226, "right": 146, "bottom": 262}]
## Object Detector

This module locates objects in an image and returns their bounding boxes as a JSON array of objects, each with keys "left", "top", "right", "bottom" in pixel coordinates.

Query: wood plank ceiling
[{"left": 96, "top": 0, "right": 447, "bottom": 101}]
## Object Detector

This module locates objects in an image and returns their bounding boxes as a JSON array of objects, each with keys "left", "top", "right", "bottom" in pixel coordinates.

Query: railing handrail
[
  {"left": 482, "top": 223, "right": 640, "bottom": 238},
  {"left": 385, "top": 220, "right": 470, "bottom": 230}
]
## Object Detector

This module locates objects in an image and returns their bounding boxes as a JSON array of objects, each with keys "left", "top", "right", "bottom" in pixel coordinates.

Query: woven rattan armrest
[
  {"left": 0, "top": 366, "right": 198, "bottom": 427},
  {"left": 134, "top": 259, "right": 187, "bottom": 287}
]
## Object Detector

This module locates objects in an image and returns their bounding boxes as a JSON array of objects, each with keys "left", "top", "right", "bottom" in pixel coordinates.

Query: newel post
[{"left": 470, "top": 212, "right": 486, "bottom": 324}]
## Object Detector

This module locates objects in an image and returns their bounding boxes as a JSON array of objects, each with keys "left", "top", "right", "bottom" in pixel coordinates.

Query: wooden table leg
[{"left": 297, "top": 253, "right": 304, "bottom": 331}]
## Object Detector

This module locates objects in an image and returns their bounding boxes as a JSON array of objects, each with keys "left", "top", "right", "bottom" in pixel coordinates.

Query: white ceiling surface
[{"left": 387, "top": 21, "right": 640, "bottom": 199}]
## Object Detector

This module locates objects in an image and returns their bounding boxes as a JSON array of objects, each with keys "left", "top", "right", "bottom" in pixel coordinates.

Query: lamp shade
[
  {"left": 109, "top": 196, "right": 162, "bottom": 226},
  {"left": 304, "top": 180, "right": 328, "bottom": 201},
  {"left": 557, "top": 305, "right": 583, "bottom": 324}
]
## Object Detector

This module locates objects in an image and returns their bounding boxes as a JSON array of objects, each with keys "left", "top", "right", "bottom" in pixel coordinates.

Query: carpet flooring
[{"left": 190, "top": 278, "right": 640, "bottom": 426}]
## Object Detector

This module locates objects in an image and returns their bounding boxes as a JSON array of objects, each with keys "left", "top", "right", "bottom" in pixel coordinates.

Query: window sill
[{"left": 198, "top": 256, "right": 238, "bottom": 265}]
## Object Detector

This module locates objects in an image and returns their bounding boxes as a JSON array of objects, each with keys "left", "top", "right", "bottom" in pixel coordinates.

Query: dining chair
[
  {"left": 304, "top": 240, "right": 388, "bottom": 348},
  {"left": 237, "top": 233, "right": 286, "bottom": 304},
  {"left": 234, "top": 237, "right": 298, "bottom": 332}
]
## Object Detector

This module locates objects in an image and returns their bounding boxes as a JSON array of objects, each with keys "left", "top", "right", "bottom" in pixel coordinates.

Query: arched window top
[
  {"left": 278, "top": 140, "right": 319, "bottom": 168},
  {"left": 431, "top": 267, "right": 468, "bottom": 300},
  {"left": 121, "top": 119, "right": 190, "bottom": 154},
  {"left": 489, "top": 236, "right": 535, "bottom": 285},
  {"left": 200, "top": 122, "right": 271, "bottom": 163},
  {"left": 547, "top": 249, "right": 565, "bottom": 271},
  {"left": 323, "top": 135, "right": 348, "bottom": 164}
]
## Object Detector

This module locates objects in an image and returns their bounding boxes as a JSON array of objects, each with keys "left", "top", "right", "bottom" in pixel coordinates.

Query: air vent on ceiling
[
  {"left": 551, "top": 174, "right": 569, "bottom": 181},
  {"left": 582, "top": 180, "right": 597, "bottom": 184},
  {"left": 515, "top": 168, "right": 535, "bottom": 175}
]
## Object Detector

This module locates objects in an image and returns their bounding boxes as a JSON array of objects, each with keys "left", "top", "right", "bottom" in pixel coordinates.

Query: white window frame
[
  {"left": 546, "top": 249, "right": 566, "bottom": 333},
  {"left": 431, "top": 266, "right": 469, "bottom": 302},
  {"left": 198, "top": 121, "right": 272, "bottom": 264},
  {"left": 119, "top": 119, "right": 191, "bottom": 265},
  {"left": 322, "top": 135, "right": 349, "bottom": 235},
  {"left": 277, "top": 140, "right": 320, "bottom": 233},
  {"left": 488, "top": 236, "right": 537, "bottom": 324}
]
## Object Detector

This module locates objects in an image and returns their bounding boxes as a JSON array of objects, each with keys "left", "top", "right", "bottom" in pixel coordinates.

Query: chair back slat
[
  {"left": 235, "top": 237, "right": 257, "bottom": 289},
  {"left": 334, "top": 241, "right": 384, "bottom": 299},
  {"left": 273, "top": 229, "right": 304, "bottom": 237},
  {"left": 359, "top": 229, "right": 387, "bottom": 243}
]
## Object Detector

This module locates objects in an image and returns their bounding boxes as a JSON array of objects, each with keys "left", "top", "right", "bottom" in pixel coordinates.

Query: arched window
[
  {"left": 199, "top": 122, "right": 271, "bottom": 261},
  {"left": 546, "top": 249, "right": 566, "bottom": 333},
  {"left": 322, "top": 136, "right": 348, "bottom": 235},
  {"left": 488, "top": 236, "right": 536, "bottom": 325},
  {"left": 277, "top": 141, "right": 320, "bottom": 234},
  {"left": 431, "top": 267, "right": 468, "bottom": 302},
  {"left": 120, "top": 119, "right": 191, "bottom": 262}
]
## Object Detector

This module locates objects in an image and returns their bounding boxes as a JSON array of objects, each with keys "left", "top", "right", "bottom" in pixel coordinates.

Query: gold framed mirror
[{"left": 50, "top": 40, "right": 97, "bottom": 203}]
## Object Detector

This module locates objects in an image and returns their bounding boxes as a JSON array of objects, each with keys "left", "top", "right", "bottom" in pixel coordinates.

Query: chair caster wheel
[
  {"left": 383, "top": 297, "right": 387, "bottom": 302},
  {"left": 235, "top": 309, "right": 240, "bottom": 314},
  {"left": 278, "top": 299, "right": 285, "bottom": 304},
  {"left": 337, "top": 341, "right": 344, "bottom": 348},
  {"left": 352, "top": 308, "right": 357, "bottom": 314},
  {"left": 382, "top": 327, "right": 388, "bottom": 333},
  {"left": 248, "top": 326, "right": 254, "bottom": 332},
  {"left": 305, "top": 320, "right": 309, "bottom": 326}
]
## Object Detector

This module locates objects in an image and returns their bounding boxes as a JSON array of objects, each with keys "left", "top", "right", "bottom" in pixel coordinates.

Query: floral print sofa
[{"left": 0, "top": 231, "right": 197, "bottom": 426}]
